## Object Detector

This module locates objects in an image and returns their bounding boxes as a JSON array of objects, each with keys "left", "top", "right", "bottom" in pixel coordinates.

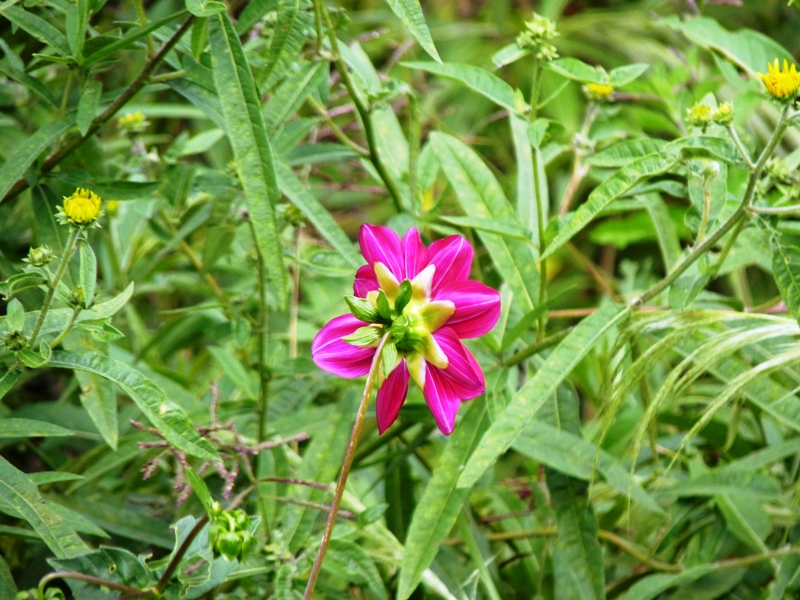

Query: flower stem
[
  {"left": 38, "top": 571, "right": 142, "bottom": 597},
  {"left": 29, "top": 228, "right": 79, "bottom": 348},
  {"left": 303, "top": 331, "right": 391, "bottom": 599}
]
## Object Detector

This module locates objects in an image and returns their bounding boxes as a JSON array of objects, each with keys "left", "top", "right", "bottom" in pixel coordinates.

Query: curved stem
[
  {"left": 49, "top": 307, "right": 81, "bottom": 349},
  {"left": 39, "top": 571, "right": 142, "bottom": 596},
  {"left": 29, "top": 228, "right": 79, "bottom": 347},
  {"left": 749, "top": 203, "right": 800, "bottom": 215},
  {"left": 303, "top": 331, "right": 391, "bottom": 599},
  {"left": 156, "top": 515, "right": 209, "bottom": 592}
]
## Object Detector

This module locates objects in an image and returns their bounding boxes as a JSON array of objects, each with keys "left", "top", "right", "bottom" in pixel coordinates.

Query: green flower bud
[
  {"left": 24, "top": 246, "right": 54, "bottom": 267},
  {"left": 216, "top": 531, "right": 243, "bottom": 562},
  {"left": 687, "top": 103, "right": 713, "bottom": 128},
  {"left": 2, "top": 330, "right": 26, "bottom": 352},
  {"left": 284, "top": 204, "right": 304, "bottom": 227},
  {"left": 68, "top": 286, "right": 87, "bottom": 309},
  {"left": 516, "top": 13, "right": 559, "bottom": 62},
  {"left": 239, "top": 530, "right": 255, "bottom": 563},
  {"left": 712, "top": 102, "right": 734, "bottom": 125}
]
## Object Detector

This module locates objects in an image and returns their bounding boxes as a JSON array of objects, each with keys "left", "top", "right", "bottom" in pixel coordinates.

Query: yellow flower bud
[
  {"left": 584, "top": 83, "right": 614, "bottom": 102},
  {"left": 712, "top": 102, "right": 734, "bottom": 125},
  {"left": 118, "top": 111, "right": 148, "bottom": 133},
  {"left": 59, "top": 188, "right": 102, "bottom": 227},
  {"left": 687, "top": 103, "right": 713, "bottom": 128}
]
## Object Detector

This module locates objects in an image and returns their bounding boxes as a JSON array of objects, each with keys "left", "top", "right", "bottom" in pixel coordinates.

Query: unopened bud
[
  {"left": 687, "top": 103, "right": 713, "bottom": 128},
  {"left": 2, "top": 330, "right": 26, "bottom": 352},
  {"left": 24, "top": 246, "right": 54, "bottom": 267},
  {"left": 712, "top": 102, "right": 734, "bottom": 125}
]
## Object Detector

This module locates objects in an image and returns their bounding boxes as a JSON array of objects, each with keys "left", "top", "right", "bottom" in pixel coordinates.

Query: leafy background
[{"left": 1, "top": 0, "right": 800, "bottom": 598}]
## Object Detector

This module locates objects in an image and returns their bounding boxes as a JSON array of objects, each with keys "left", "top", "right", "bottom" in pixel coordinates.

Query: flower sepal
[
  {"left": 342, "top": 325, "right": 383, "bottom": 348},
  {"left": 344, "top": 295, "right": 382, "bottom": 323}
]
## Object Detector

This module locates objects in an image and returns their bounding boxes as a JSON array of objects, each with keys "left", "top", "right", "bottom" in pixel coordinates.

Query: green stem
[
  {"left": 749, "top": 203, "right": 800, "bottom": 215},
  {"left": 708, "top": 217, "right": 745, "bottom": 281},
  {"left": 303, "top": 331, "right": 391, "bottom": 599},
  {"left": 726, "top": 125, "right": 754, "bottom": 170},
  {"left": 29, "top": 228, "right": 79, "bottom": 347},
  {"left": 632, "top": 105, "right": 791, "bottom": 308},
  {"left": 528, "top": 60, "right": 548, "bottom": 341},
  {"left": 39, "top": 571, "right": 142, "bottom": 596},
  {"left": 133, "top": 0, "right": 156, "bottom": 56},
  {"left": 408, "top": 93, "right": 422, "bottom": 214},
  {"left": 307, "top": 96, "right": 369, "bottom": 156},
  {"left": 312, "top": 0, "right": 405, "bottom": 213},
  {"left": 1, "top": 15, "right": 195, "bottom": 206},
  {"left": 49, "top": 307, "right": 81, "bottom": 349}
]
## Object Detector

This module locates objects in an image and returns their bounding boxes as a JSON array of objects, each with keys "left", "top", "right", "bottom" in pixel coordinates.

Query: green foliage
[{"left": 1, "top": 0, "right": 800, "bottom": 598}]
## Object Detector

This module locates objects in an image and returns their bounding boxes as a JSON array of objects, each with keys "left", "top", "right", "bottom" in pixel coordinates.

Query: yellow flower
[
  {"left": 687, "top": 103, "right": 712, "bottom": 128},
  {"left": 757, "top": 59, "right": 800, "bottom": 100},
  {"left": 584, "top": 83, "right": 614, "bottom": 101},
  {"left": 61, "top": 188, "right": 102, "bottom": 226},
  {"left": 118, "top": 111, "right": 148, "bottom": 133}
]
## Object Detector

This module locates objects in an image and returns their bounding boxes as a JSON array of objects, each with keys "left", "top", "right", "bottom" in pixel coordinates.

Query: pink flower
[{"left": 312, "top": 225, "right": 501, "bottom": 435}]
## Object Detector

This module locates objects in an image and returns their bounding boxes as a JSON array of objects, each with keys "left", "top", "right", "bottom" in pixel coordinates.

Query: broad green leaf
[
  {"left": 431, "top": 132, "right": 539, "bottom": 312},
  {"left": 383, "top": 0, "right": 440, "bottom": 62},
  {"left": 4, "top": 6, "right": 71, "bottom": 56},
  {"left": 458, "top": 303, "right": 629, "bottom": 489},
  {"left": 185, "top": 467, "right": 214, "bottom": 512},
  {"left": 397, "top": 401, "right": 488, "bottom": 600},
  {"left": 0, "top": 117, "right": 74, "bottom": 202},
  {"left": 549, "top": 470, "right": 605, "bottom": 600},
  {"left": 513, "top": 421, "right": 662, "bottom": 513},
  {"left": 65, "top": 0, "right": 88, "bottom": 58},
  {"left": 235, "top": 0, "right": 279, "bottom": 34},
  {"left": 0, "top": 62, "right": 57, "bottom": 107},
  {"left": 48, "top": 351, "right": 220, "bottom": 461},
  {"left": 209, "top": 13, "right": 287, "bottom": 307},
  {"left": 492, "top": 43, "right": 529, "bottom": 68},
  {"left": 547, "top": 57, "right": 609, "bottom": 84},
  {"left": 772, "top": 234, "right": 800, "bottom": 324},
  {"left": 715, "top": 494, "right": 770, "bottom": 552},
  {"left": 0, "top": 455, "right": 88, "bottom": 558},
  {"left": 608, "top": 63, "right": 649, "bottom": 86},
  {"left": 6, "top": 299, "right": 23, "bottom": 331},
  {"left": 403, "top": 61, "right": 520, "bottom": 114},
  {"left": 543, "top": 154, "right": 675, "bottom": 260},
  {"left": 208, "top": 346, "right": 257, "bottom": 398},
  {"left": 275, "top": 160, "right": 361, "bottom": 269},
  {"left": 324, "top": 539, "right": 388, "bottom": 600},
  {"left": 0, "top": 418, "right": 74, "bottom": 438},
  {"left": 665, "top": 470, "right": 780, "bottom": 500},
  {"left": 661, "top": 15, "right": 793, "bottom": 77},
  {"left": 588, "top": 138, "right": 667, "bottom": 168},
  {"left": 28, "top": 472, "right": 84, "bottom": 485},
  {"left": 179, "top": 128, "right": 225, "bottom": 156},
  {"left": 186, "top": 0, "right": 226, "bottom": 17}
]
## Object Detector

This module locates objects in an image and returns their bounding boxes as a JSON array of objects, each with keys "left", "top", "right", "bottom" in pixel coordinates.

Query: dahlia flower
[{"left": 312, "top": 225, "right": 501, "bottom": 435}]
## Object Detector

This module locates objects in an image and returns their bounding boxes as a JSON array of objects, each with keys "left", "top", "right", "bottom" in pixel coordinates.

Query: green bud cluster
[
  {"left": 687, "top": 103, "right": 713, "bottom": 128},
  {"left": 24, "top": 246, "right": 54, "bottom": 267},
  {"left": 516, "top": 13, "right": 559, "bottom": 62},
  {"left": 208, "top": 505, "right": 255, "bottom": 563},
  {"left": 2, "top": 330, "right": 26, "bottom": 352},
  {"left": 712, "top": 102, "right": 734, "bottom": 125}
]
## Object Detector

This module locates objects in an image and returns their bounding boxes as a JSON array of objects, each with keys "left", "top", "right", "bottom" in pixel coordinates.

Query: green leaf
[
  {"left": 6, "top": 298, "right": 24, "bottom": 331},
  {"left": 48, "top": 351, "right": 220, "bottom": 461},
  {"left": 665, "top": 470, "right": 780, "bottom": 500},
  {"left": 185, "top": 467, "right": 214, "bottom": 512},
  {"left": 403, "top": 61, "right": 520, "bottom": 114},
  {"left": 208, "top": 346, "right": 257, "bottom": 398},
  {"left": 275, "top": 161, "right": 361, "bottom": 269},
  {"left": 0, "top": 554, "right": 16, "bottom": 600},
  {"left": 772, "top": 234, "right": 800, "bottom": 324},
  {"left": 661, "top": 15, "right": 793, "bottom": 77},
  {"left": 715, "top": 494, "right": 770, "bottom": 552},
  {"left": 527, "top": 118, "right": 550, "bottom": 149},
  {"left": 397, "top": 401, "right": 489, "bottom": 600},
  {"left": 28, "top": 472, "right": 84, "bottom": 485},
  {"left": 513, "top": 421, "right": 662, "bottom": 513},
  {"left": 439, "top": 215, "right": 531, "bottom": 241},
  {"left": 431, "top": 132, "right": 539, "bottom": 312},
  {"left": 0, "top": 418, "right": 75, "bottom": 438},
  {"left": 0, "top": 61, "right": 58, "bottom": 107},
  {"left": 549, "top": 470, "right": 605, "bottom": 600},
  {"left": 259, "top": 0, "right": 312, "bottom": 91},
  {"left": 65, "top": 0, "right": 88, "bottom": 58},
  {"left": 492, "top": 42, "right": 529, "bottom": 69},
  {"left": 76, "top": 80, "right": 101, "bottom": 136},
  {"left": 342, "top": 326, "right": 382, "bottom": 347},
  {"left": 0, "top": 117, "right": 74, "bottom": 202},
  {"left": 186, "top": 0, "right": 227, "bottom": 16},
  {"left": 588, "top": 138, "right": 668, "bottom": 168},
  {"left": 381, "top": 340, "right": 397, "bottom": 377},
  {"left": 547, "top": 57, "right": 609, "bottom": 84},
  {"left": 618, "top": 565, "right": 716, "bottom": 600},
  {"left": 264, "top": 62, "right": 327, "bottom": 131},
  {"left": 383, "top": 0, "right": 440, "bottom": 62},
  {"left": 458, "top": 303, "right": 629, "bottom": 489},
  {"left": 79, "top": 242, "right": 97, "bottom": 307},
  {"left": 0, "top": 368, "right": 21, "bottom": 402},
  {"left": 209, "top": 12, "right": 287, "bottom": 308},
  {"left": 0, "top": 455, "right": 88, "bottom": 558},
  {"left": 608, "top": 63, "right": 649, "bottom": 86},
  {"left": 323, "top": 540, "right": 389, "bottom": 600},
  {"left": 235, "top": 0, "right": 279, "bottom": 34},
  {"left": 4, "top": 6, "right": 71, "bottom": 56},
  {"left": 543, "top": 154, "right": 675, "bottom": 260},
  {"left": 82, "top": 11, "right": 186, "bottom": 67}
]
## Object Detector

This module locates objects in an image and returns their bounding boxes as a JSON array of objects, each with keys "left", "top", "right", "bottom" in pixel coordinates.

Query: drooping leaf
[
  {"left": 48, "top": 351, "right": 219, "bottom": 461},
  {"left": 382, "top": 0, "right": 440, "bottom": 62}
]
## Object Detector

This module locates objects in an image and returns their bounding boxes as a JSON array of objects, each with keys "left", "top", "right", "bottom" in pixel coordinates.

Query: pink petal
[
  {"left": 426, "top": 235, "right": 474, "bottom": 294},
  {"left": 312, "top": 314, "right": 376, "bottom": 378},
  {"left": 401, "top": 228, "right": 428, "bottom": 280},
  {"left": 359, "top": 224, "right": 403, "bottom": 281},
  {"left": 434, "top": 281, "right": 501, "bottom": 338},
  {"left": 432, "top": 327, "right": 486, "bottom": 399},
  {"left": 423, "top": 365, "right": 461, "bottom": 435},
  {"left": 376, "top": 359, "right": 409, "bottom": 434},
  {"left": 354, "top": 264, "right": 379, "bottom": 298}
]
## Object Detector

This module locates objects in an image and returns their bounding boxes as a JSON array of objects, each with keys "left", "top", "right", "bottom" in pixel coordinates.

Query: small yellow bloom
[
  {"left": 712, "top": 102, "right": 734, "bottom": 125},
  {"left": 687, "top": 103, "right": 712, "bottom": 128},
  {"left": 118, "top": 111, "right": 148, "bottom": 133},
  {"left": 757, "top": 59, "right": 800, "bottom": 100},
  {"left": 61, "top": 188, "right": 102, "bottom": 226},
  {"left": 584, "top": 83, "right": 614, "bottom": 101}
]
